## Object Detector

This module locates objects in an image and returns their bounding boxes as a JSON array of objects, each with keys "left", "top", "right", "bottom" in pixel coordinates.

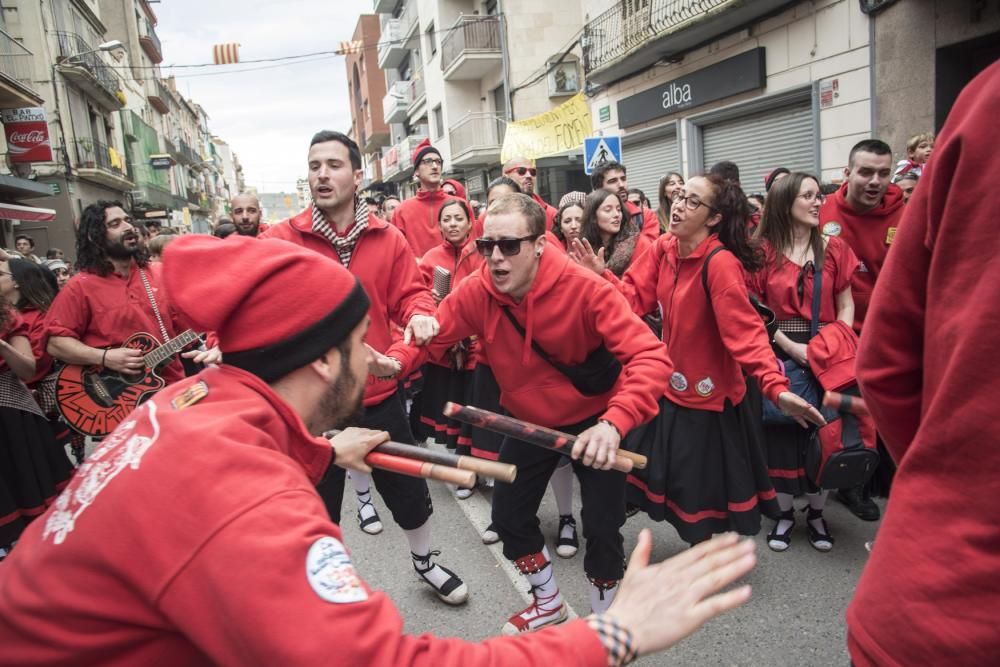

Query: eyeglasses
[
  {"left": 798, "top": 192, "right": 826, "bottom": 204},
  {"left": 671, "top": 192, "right": 717, "bottom": 213},
  {"left": 419, "top": 157, "right": 443, "bottom": 167},
  {"left": 504, "top": 166, "right": 537, "bottom": 177},
  {"left": 474, "top": 234, "right": 540, "bottom": 257}
]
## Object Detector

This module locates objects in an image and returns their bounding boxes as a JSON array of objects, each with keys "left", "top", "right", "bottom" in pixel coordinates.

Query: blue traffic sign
[{"left": 583, "top": 136, "right": 622, "bottom": 175}]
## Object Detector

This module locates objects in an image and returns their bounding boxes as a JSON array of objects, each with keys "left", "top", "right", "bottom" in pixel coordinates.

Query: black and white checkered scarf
[{"left": 311, "top": 196, "right": 369, "bottom": 268}]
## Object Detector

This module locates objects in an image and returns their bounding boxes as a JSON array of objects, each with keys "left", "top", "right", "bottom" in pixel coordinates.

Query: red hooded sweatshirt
[
  {"left": 619, "top": 234, "right": 789, "bottom": 410},
  {"left": 625, "top": 200, "right": 660, "bottom": 244},
  {"left": 819, "top": 181, "right": 904, "bottom": 331},
  {"left": 0, "top": 365, "right": 608, "bottom": 666},
  {"left": 418, "top": 237, "right": 483, "bottom": 370},
  {"left": 261, "top": 209, "right": 435, "bottom": 407},
  {"left": 392, "top": 188, "right": 457, "bottom": 258},
  {"left": 422, "top": 251, "right": 672, "bottom": 436},
  {"left": 847, "top": 61, "right": 1000, "bottom": 667}
]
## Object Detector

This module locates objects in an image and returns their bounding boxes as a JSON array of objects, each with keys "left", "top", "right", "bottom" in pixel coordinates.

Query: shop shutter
[
  {"left": 622, "top": 132, "right": 679, "bottom": 210},
  {"left": 702, "top": 102, "right": 815, "bottom": 195}
]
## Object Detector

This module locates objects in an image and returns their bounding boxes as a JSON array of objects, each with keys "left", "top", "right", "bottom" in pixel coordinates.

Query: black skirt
[
  {"left": 464, "top": 364, "right": 504, "bottom": 460},
  {"left": 415, "top": 363, "right": 472, "bottom": 450},
  {"left": 624, "top": 395, "right": 779, "bottom": 544},
  {"left": 0, "top": 406, "right": 75, "bottom": 546}
]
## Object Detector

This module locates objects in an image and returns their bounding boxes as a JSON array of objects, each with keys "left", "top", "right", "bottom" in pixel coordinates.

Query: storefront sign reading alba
[
  {"left": 1, "top": 107, "right": 54, "bottom": 163},
  {"left": 616, "top": 48, "right": 766, "bottom": 128}
]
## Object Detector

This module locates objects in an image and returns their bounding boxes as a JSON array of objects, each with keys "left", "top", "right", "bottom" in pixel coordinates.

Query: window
[
  {"left": 426, "top": 22, "right": 437, "bottom": 58},
  {"left": 432, "top": 105, "right": 444, "bottom": 140}
]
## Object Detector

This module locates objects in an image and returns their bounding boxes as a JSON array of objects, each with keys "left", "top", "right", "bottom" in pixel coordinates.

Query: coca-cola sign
[{"left": 2, "top": 107, "right": 54, "bottom": 163}]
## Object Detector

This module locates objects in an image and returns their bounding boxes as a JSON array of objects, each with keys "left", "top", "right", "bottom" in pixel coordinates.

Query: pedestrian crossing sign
[{"left": 583, "top": 136, "right": 622, "bottom": 175}]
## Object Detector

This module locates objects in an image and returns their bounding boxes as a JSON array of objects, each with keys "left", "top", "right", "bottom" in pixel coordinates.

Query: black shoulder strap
[
  {"left": 500, "top": 306, "right": 565, "bottom": 371},
  {"left": 701, "top": 246, "right": 727, "bottom": 299},
  {"left": 810, "top": 261, "right": 823, "bottom": 339}
]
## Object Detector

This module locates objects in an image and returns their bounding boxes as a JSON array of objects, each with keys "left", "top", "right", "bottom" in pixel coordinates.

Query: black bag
[
  {"left": 500, "top": 307, "right": 622, "bottom": 396},
  {"left": 702, "top": 246, "right": 778, "bottom": 341},
  {"left": 806, "top": 390, "right": 880, "bottom": 489}
]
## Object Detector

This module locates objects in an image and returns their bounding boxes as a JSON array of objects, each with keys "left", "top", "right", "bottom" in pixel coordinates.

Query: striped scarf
[{"left": 311, "top": 196, "right": 369, "bottom": 268}]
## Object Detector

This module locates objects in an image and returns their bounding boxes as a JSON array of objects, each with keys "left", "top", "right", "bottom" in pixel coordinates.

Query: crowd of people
[{"left": 0, "top": 60, "right": 994, "bottom": 666}]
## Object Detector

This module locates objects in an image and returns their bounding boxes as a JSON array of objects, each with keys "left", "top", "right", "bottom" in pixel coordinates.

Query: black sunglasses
[{"left": 475, "top": 234, "right": 540, "bottom": 257}]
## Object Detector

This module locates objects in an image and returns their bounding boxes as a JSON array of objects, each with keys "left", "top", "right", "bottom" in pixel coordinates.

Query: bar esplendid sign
[{"left": 616, "top": 48, "right": 766, "bottom": 128}]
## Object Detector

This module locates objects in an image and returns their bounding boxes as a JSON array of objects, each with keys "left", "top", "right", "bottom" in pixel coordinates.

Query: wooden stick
[
  {"left": 366, "top": 451, "right": 476, "bottom": 487},
  {"left": 325, "top": 431, "right": 517, "bottom": 483},
  {"left": 822, "top": 391, "right": 870, "bottom": 416},
  {"left": 443, "top": 403, "right": 646, "bottom": 474}
]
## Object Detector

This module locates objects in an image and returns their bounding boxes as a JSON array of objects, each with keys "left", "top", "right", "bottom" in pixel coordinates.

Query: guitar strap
[{"left": 138, "top": 267, "right": 171, "bottom": 344}]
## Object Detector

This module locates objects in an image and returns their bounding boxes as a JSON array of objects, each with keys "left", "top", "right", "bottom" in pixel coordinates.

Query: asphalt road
[{"left": 339, "top": 442, "right": 881, "bottom": 666}]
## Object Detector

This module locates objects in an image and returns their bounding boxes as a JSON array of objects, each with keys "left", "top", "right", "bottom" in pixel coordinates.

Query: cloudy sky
[{"left": 155, "top": 0, "right": 373, "bottom": 194}]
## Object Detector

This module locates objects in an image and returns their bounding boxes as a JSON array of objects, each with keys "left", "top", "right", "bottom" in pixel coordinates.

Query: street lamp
[{"left": 64, "top": 40, "right": 125, "bottom": 62}]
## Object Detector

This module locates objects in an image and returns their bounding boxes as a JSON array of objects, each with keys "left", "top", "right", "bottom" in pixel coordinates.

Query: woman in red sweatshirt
[
  {"left": 609, "top": 174, "right": 824, "bottom": 545},
  {"left": 550, "top": 197, "right": 585, "bottom": 252},
  {"left": 579, "top": 189, "right": 653, "bottom": 278},
  {"left": 748, "top": 173, "right": 859, "bottom": 552}
]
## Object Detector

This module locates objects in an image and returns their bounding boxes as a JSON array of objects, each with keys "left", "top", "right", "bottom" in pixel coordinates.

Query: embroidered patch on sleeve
[
  {"left": 306, "top": 536, "right": 368, "bottom": 603},
  {"left": 171, "top": 381, "right": 209, "bottom": 410}
]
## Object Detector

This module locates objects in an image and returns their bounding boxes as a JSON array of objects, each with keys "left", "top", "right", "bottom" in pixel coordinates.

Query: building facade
[{"left": 346, "top": 14, "right": 390, "bottom": 192}]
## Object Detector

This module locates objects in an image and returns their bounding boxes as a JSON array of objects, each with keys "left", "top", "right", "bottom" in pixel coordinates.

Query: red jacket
[
  {"left": 0, "top": 365, "right": 607, "bottom": 666},
  {"left": 819, "top": 182, "right": 904, "bottom": 331},
  {"left": 392, "top": 188, "right": 457, "bottom": 258},
  {"left": 619, "top": 234, "right": 789, "bottom": 410},
  {"left": 424, "top": 251, "right": 671, "bottom": 435},
  {"left": 0, "top": 307, "right": 27, "bottom": 375},
  {"left": 848, "top": 61, "right": 1000, "bottom": 667},
  {"left": 625, "top": 200, "right": 660, "bottom": 244},
  {"left": 806, "top": 321, "right": 858, "bottom": 392},
  {"left": 418, "top": 238, "right": 483, "bottom": 370},
  {"left": 261, "top": 209, "right": 435, "bottom": 406},
  {"left": 45, "top": 262, "right": 186, "bottom": 384},
  {"left": 532, "top": 193, "right": 558, "bottom": 230},
  {"left": 19, "top": 307, "right": 53, "bottom": 385}
]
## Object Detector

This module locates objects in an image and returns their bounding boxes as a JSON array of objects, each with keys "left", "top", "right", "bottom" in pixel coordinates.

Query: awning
[{"left": 0, "top": 202, "right": 57, "bottom": 222}]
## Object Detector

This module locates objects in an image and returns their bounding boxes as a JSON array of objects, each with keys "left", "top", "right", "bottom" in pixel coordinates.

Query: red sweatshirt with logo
[
  {"left": 392, "top": 188, "right": 457, "bottom": 258},
  {"left": 261, "top": 209, "right": 435, "bottom": 406},
  {"left": 0, "top": 365, "right": 608, "bottom": 666},
  {"left": 847, "top": 61, "right": 1000, "bottom": 667},
  {"left": 619, "top": 234, "right": 788, "bottom": 410},
  {"left": 422, "top": 251, "right": 672, "bottom": 435},
  {"left": 819, "top": 181, "right": 904, "bottom": 331}
]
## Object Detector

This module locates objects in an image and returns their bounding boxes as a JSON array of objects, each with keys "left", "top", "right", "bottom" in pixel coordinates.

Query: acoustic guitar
[{"left": 56, "top": 329, "right": 200, "bottom": 437}]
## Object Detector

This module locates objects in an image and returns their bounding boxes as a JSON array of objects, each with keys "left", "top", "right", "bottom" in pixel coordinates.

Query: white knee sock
[
  {"left": 525, "top": 546, "right": 562, "bottom": 610},
  {"left": 406, "top": 523, "right": 454, "bottom": 589},
  {"left": 550, "top": 460, "right": 574, "bottom": 517},
  {"left": 589, "top": 580, "right": 619, "bottom": 614},
  {"left": 806, "top": 491, "right": 829, "bottom": 533},
  {"left": 349, "top": 471, "right": 378, "bottom": 522},
  {"left": 775, "top": 492, "right": 795, "bottom": 534}
]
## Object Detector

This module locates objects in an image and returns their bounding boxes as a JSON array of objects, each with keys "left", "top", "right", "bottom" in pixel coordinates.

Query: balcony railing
[
  {"left": 440, "top": 16, "right": 502, "bottom": 76},
  {"left": 408, "top": 66, "right": 425, "bottom": 109},
  {"left": 72, "top": 138, "right": 126, "bottom": 177},
  {"left": 383, "top": 80, "right": 413, "bottom": 124},
  {"left": 139, "top": 19, "right": 163, "bottom": 63},
  {"left": 0, "top": 28, "right": 35, "bottom": 85},
  {"left": 177, "top": 138, "right": 199, "bottom": 165},
  {"left": 399, "top": 0, "right": 419, "bottom": 41},
  {"left": 448, "top": 112, "right": 505, "bottom": 165},
  {"left": 54, "top": 31, "right": 121, "bottom": 99},
  {"left": 186, "top": 189, "right": 202, "bottom": 206}
]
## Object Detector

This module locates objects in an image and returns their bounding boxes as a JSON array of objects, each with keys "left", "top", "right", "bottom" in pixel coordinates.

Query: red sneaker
[{"left": 501, "top": 595, "right": 569, "bottom": 635}]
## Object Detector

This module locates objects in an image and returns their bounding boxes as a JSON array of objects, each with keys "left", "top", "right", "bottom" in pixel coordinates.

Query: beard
[
  {"left": 312, "top": 354, "right": 365, "bottom": 434},
  {"left": 105, "top": 233, "right": 140, "bottom": 260},
  {"left": 235, "top": 222, "right": 259, "bottom": 236}
]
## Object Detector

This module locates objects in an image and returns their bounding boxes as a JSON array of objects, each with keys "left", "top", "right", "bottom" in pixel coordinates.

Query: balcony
[
  {"left": 399, "top": 1, "right": 419, "bottom": 48},
  {"left": 186, "top": 189, "right": 203, "bottom": 207},
  {"left": 449, "top": 112, "right": 506, "bottom": 167},
  {"left": 0, "top": 28, "right": 44, "bottom": 108},
  {"left": 176, "top": 138, "right": 199, "bottom": 165},
  {"left": 54, "top": 31, "right": 124, "bottom": 110},
  {"left": 381, "top": 130, "right": 428, "bottom": 182},
  {"left": 147, "top": 77, "right": 171, "bottom": 114},
  {"left": 72, "top": 138, "right": 133, "bottom": 190},
  {"left": 377, "top": 18, "right": 407, "bottom": 70},
  {"left": 583, "top": 0, "right": 794, "bottom": 85},
  {"left": 372, "top": 0, "right": 395, "bottom": 13},
  {"left": 383, "top": 80, "right": 413, "bottom": 124},
  {"left": 138, "top": 19, "right": 163, "bottom": 64},
  {"left": 408, "top": 67, "right": 426, "bottom": 114},
  {"left": 441, "top": 16, "right": 502, "bottom": 81},
  {"left": 163, "top": 137, "right": 177, "bottom": 157}
]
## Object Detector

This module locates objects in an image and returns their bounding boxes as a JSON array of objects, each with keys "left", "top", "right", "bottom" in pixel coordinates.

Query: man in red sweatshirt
[
  {"left": 385, "top": 193, "right": 672, "bottom": 635},
  {"left": 848, "top": 61, "right": 1000, "bottom": 667},
  {"left": 503, "top": 155, "right": 558, "bottom": 227},
  {"left": 819, "top": 138, "right": 905, "bottom": 522},
  {"left": 261, "top": 130, "right": 467, "bottom": 605},
  {"left": 392, "top": 138, "right": 455, "bottom": 258},
  {"left": 591, "top": 161, "right": 659, "bottom": 242},
  {"left": 0, "top": 233, "right": 758, "bottom": 666}
]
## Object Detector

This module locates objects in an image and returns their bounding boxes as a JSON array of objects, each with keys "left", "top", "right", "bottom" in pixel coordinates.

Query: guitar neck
[{"left": 143, "top": 330, "right": 200, "bottom": 368}]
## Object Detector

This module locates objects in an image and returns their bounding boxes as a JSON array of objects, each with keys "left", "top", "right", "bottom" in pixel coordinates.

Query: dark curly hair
[
  {"left": 701, "top": 173, "right": 764, "bottom": 273},
  {"left": 552, "top": 200, "right": 584, "bottom": 243},
  {"left": 76, "top": 200, "right": 149, "bottom": 276}
]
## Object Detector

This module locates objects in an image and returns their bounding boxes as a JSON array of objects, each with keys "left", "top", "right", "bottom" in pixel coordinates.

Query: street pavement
[{"left": 340, "top": 442, "right": 882, "bottom": 666}]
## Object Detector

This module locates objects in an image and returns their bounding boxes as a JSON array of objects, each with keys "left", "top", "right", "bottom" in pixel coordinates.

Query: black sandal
[
  {"left": 555, "top": 515, "right": 578, "bottom": 558},
  {"left": 804, "top": 507, "right": 834, "bottom": 552},
  {"left": 767, "top": 509, "right": 795, "bottom": 552},
  {"left": 356, "top": 491, "right": 383, "bottom": 535},
  {"left": 412, "top": 550, "right": 469, "bottom": 605}
]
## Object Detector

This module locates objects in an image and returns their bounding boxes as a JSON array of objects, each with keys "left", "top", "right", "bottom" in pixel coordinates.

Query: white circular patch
[
  {"left": 822, "top": 221, "right": 841, "bottom": 236},
  {"left": 305, "top": 536, "right": 368, "bottom": 604},
  {"left": 670, "top": 372, "right": 689, "bottom": 392},
  {"left": 695, "top": 377, "right": 715, "bottom": 397}
]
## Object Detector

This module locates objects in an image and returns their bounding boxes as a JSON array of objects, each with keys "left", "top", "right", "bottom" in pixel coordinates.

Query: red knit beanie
[
  {"left": 412, "top": 138, "right": 441, "bottom": 167},
  {"left": 162, "top": 235, "right": 370, "bottom": 382}
]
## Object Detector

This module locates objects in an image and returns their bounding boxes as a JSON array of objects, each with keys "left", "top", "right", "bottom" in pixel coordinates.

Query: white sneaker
[
  {"left": 455, "top": 487, "right": 474, "bottom": 500},
  {"left": 482, "top": 524, "right": 500, "bottom": 545},
  {"left": 501, "top": 598, "right": 568, "bottom": 635}
]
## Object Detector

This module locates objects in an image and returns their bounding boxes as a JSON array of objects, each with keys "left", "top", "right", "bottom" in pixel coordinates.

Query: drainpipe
[{"left": 498, "top": 1, "right": 513, "bottom": 122}]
